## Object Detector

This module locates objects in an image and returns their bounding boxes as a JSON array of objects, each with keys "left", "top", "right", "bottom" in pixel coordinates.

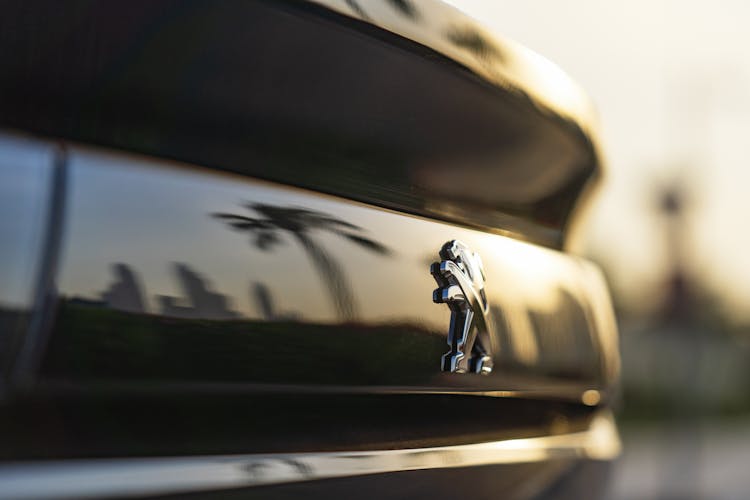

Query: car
[{"left": 0, "top": 0, "right": 620, "bottom": 498}]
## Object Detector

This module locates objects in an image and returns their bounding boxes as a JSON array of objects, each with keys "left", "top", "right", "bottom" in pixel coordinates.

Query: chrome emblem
[{"left": 431, "top": 240, "right": 493, "bottom": 375}]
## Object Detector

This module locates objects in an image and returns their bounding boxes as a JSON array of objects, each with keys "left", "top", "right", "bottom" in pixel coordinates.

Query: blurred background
[{"left": 448, "top": 1, "right": 750, "bottom": 498}]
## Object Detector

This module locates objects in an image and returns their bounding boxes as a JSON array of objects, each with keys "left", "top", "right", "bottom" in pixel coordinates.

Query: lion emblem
[{"left": 430, "top": 240, "right": 494, "bottom": 374}]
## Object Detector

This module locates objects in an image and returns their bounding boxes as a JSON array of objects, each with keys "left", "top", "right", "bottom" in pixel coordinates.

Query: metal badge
[{"left": 431, "top": 240, "right": 493, "bottom": 375}]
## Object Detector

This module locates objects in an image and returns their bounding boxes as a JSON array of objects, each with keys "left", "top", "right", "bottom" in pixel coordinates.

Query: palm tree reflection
[{"left": 213, "top": 203, "right": 391, "bottom": 321}]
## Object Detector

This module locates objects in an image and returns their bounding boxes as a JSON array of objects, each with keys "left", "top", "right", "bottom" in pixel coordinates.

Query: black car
[{"left": 0, "top": 1, "right": 620, "bottom": 498}]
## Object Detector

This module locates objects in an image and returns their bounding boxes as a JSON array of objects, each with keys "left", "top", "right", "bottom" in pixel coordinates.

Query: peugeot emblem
[{"left": 431, "top": 240, "right": 493, "bottom": 375}]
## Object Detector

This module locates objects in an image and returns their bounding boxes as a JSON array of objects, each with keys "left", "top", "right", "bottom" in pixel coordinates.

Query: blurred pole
[
  {"left": 656, "top": 180, "right": 703, "bottom": 500},
  {"left": 655, "top": 71, "right": 712, "bottom": 500}
]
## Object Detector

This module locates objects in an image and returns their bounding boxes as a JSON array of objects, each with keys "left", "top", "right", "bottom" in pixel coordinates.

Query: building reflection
[
  {"left": 101, "top": 263, "right": 147, "bottom": 314},
  {"left": 81, "top": 262, "right": 242, "bottom": 321},
  {"left": 157, "top": 263, "right": 239, "bottom": 320},
  {"left": 42, "top": 147, "right": 615, "bottom": 391},
  {"left": 252, "top": 282, "right": 299, "bottom": 322},
  {"left": 489, "top": 289, "right": 601, "bottom": 381},
  {"left": 528, "top": 288, "right": 599, "bottom": 379},
  {"left": 56, "top": 257, "right": 606, "bottom": 384}
]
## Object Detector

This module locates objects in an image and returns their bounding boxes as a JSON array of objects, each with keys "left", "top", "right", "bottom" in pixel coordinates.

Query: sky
[{"left": 447, "top": 0, "right": 750, "bottom": 321}]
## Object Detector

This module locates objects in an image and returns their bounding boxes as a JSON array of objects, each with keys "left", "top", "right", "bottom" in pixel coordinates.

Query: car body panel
[
  {"left": 32, "top": 144, "right": 618, "bottom": 394},
  {"left": 0, "top": 0, "right": 620, "bottom": 498},
  {"left": 0, "top": 0, "right": 601, "bottom": 248}
]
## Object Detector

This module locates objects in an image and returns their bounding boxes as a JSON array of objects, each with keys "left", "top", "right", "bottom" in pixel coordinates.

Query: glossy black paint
[
  {"left": 30, "top": 145, "right": 616, "bottom": 397},
  {"left": 0, "top": 134, "right": 619, "bottom": 482},
  {"left": 0, "top": 0, "right": 597, "bottom": 248},
  {"left": 0, "top": 0, "right": 618, "bottom": 497},
  {"left": 158, "top": 460, "right": 612, "bottom": 500},
  {"left": 0, "top": 136, "right": 618, "bottom": 471},
  {"left": 0, "top": 389, "right": 595, "bottom": 459}
]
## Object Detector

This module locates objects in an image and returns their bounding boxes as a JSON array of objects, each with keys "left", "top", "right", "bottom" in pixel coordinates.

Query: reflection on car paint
[
  {"left": 42, "top": 145, "right": 618, "bottom": 393},
  {"left": 214, "top": 203, "right": 391, "bottom": 321},
  {"left": 0, "top": 0, "right": 598, "bottom": 249},
  {"left": 0, "top": 134, "right": 58, "bottom": 373}
]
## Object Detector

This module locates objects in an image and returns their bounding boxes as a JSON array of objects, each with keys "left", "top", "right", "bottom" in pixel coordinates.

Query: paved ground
[{"left": 607, "top": 419, "right": 750, "bottom": 499}]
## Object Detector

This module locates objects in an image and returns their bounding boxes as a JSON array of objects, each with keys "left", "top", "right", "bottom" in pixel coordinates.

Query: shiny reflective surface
[
  {"left": 0, "top": 412, "right": 619, "bottom": 499},
  {"left": 0, "top": 0, "right": 600, "bottom": 248},
  {"left": 311, "top": 0, "right": 599, "bottom": 137},
  {"left": 0, "top": 134, "right": 56, "bottom": 378},
  {"left": 0, "top": 1, "right": 619, "bottom": 495},
  {"left": 35, "top": 141, "right": 618, "bottom": 397},
  {"left": 0, "top": 389, "right": 597, "bottom": 460},
  {"left": 431, "top": 240, "right": 494, "bottom": 374}
]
